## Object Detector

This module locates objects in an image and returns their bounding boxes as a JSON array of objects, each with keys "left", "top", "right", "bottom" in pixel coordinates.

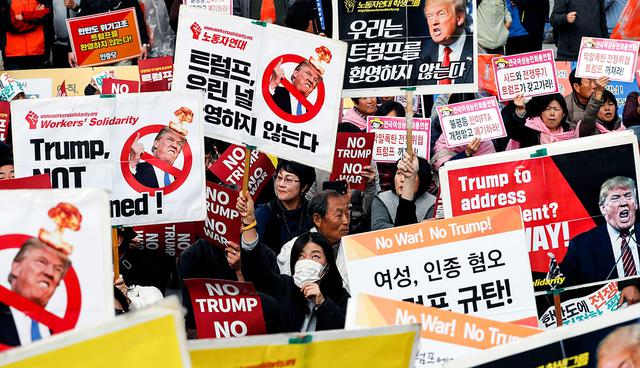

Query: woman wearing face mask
[
  {"left": 241, "top": 231, "right": 349, "bottom": 332},
  {"left": 577, "top": 76, "right": 626, "bottom": 136},
  {"left": 371, "top": 151, "right": 436, "bottom": 230},
  {"left": 503, "top": 93, "right": 577, "bottom": 149}
]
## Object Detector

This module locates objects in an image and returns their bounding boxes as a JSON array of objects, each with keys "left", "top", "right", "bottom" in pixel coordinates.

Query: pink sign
[
  {"left": 576, "top": 37, "right": 640, "bottom": 82},
  {"left": 493, "top": 50, "right": 558, "bottom": 101},
  {"left": 437, "top": 97, "right": 506, "bottom": 148},
  {"left": 366, "top": 116, "right": 431, "bottom": 163}
]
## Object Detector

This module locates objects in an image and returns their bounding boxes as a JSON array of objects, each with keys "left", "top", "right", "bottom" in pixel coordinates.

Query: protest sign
[
  {"left": 367, "top": 116, "right": 431, "bottom": 163},
  {"left": 0, "top": 73, "right": 25, "bottom": 102},
  {"left": 449, "top": 303, "right": 640, "bottom": 368},
  {"left": 329, "top": 132, "right": 374, "bottom": 190},
  {"left": 90, "top": 70, "right": 115, "bottom": 93},
  {"left": 342, "top": 206, "right": 537, "bottom": 325},
  {"left": 555, "top": 61, "right": 574, "bottom": 97},
  {"left": 0, "top": 101, "right": 9, "bottom": 142},
  {"left": 576, "top": 37, "right": 640, "bottom": 82},
  {"left": 0, "top": 174, "right": 51, "bottom": 190},
  {"left": 184, "top": 278, "right": 266, "bottom": 339},
  {"left": 131, "top": 222, "right": 200, "bottom": 257},
  {"left": 346, "top": 294, "right": 541, "bottom": 367},
  {"left": 188, "top": 324, "right": 420, "bottom": 368},
  {"left": 209, "top": 144, "right": 275, "bottom": 200},
  {"left": 173, "top": 7, "right": 346, "bottom": 171},
  {"left": 0, "top": 298, "right": 191, "bottom": 367},
  {"left": 611, "top": 0, "right": 640, "bottom": 41},
  {"left": 11, "top": 91, "right": 206, "bottom": 226},
  {"left": 492, "top": 50, "right": 558, "bottom": 101},
  {"left": 437, "top": 97, "right": 506, "bottom": 148},
  {"left": 478, "top": 54, "right": 500, "bottom": 97},
  {"left": 67, "top": 8, "right": 142, "bottom": 67},
  {"left": 202, "top": 182, "right": 241, "bottom": 249},
  {"left": 185, "top": 0, "right": 233, "bottom": 14},
  {"left": 439, "top": 132, "right": 640, "bottom": 298},
  {"left": 0, "top": 189, "right": 112, "bottom": 351},
  {"left": 333, "top": 0, "right": 477, "bottom": 97},
  {"left": 138, "top": 56, "right": 174, "bottom": 92},
  {"left": 102, "top": 78, "right": 139, "bottom": 94}
]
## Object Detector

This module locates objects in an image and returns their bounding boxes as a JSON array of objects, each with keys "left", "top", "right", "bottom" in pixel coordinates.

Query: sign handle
[
  {"left": 553, "top": 291, "right": 563, "bottom": 327},
  {"left": 242, "top": 145, "right": 255, "bottom": 195},
  {"left": 405, "top": 89, "right": 414, "bottom": 158},
  {"left": 112, "top": 227, "right": 119, "bottom": 282}
]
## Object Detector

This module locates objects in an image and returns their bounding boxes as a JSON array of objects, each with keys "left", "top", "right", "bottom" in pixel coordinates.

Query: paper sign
[
  {"left": 202, "top": 181, "right": 241, "bottom": 249},
  {"left": 209, "top": 144, "right": 275, "bottom": 200},
  {"left": 138, "top": 56, "right": 173, "bottom": 92},
  {"left": 185, "top": 0, "right": 233, "bottom": 14},
  {"left": 437, "top": 97, "right": 506, "bottom": 147},
  {"left": 367, "top": 116, "right": 431, "bottom": 163},
  {"left": 576, "top": 37, "right": 640, "bottom": 82},
  {"left": 493, "top": 50, "right": 558, "bottom": 101},
  {"left": 329, "top": 132, "right": 374, "bottom": 190},
  {"left": 131, "top": 222, "right": 200, "bottom": 257},
  {"left": 102, "top": 78, "right": 139, "bottom": 94}
]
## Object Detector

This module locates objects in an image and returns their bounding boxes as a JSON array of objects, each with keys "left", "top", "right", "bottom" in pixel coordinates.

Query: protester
[
  {"left": 431, "top": 135, "right": 496, "bottom": 171},
  {"left": 51, "top": 0, "right": 81, "bottom": 68},
  {"left": 504, "top": 0, "right": 529, "bottom": 55},
  {"left": 376, "top": 101, "right": 405, "bottom": 118},
  {"left": 566, "top": 69, "right": 596, "bottom": 125},
  {"left": 577, "top": 76, "right": 627, "bottom": 136},
  {"left": 550, "top": 0, "right": 607, "bottom": 61},
  {"left": 476, "top": 0, "right": 511, "bottom": 54},
  {"left": 342, "top": 97, "right": 377, "bottom": 131},
  {"left": 0, "top": 141, "right": 14, "bottom": 180},
  {"left": 513, "top": 0, "right": 548, "bottom": 52},
  {"left": 0, "top": 0, "right": 51, "bottom": 70}
]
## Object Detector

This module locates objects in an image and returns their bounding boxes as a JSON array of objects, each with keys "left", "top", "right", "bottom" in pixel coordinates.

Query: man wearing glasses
[
  {"left": 128, "top": 127, "right": 187, "bottom": 188},
  {"left": 561, "top": 176, "right": 640, "bottom": 305}
]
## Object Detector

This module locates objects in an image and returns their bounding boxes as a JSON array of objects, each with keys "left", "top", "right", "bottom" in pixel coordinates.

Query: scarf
[{"left": 506, "top": 116, "right": 577, "bottom": 150}]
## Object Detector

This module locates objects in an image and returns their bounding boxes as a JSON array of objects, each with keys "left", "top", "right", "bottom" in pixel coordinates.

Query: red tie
[
  {"left": 260, "top": 0, "right": 276, "bottom": 22},
  {"left": 621, "top": 232, "right": 637, "bottom": 276},
  {"left": 439, "top": 46, "right": 452, "bottom": 85}
]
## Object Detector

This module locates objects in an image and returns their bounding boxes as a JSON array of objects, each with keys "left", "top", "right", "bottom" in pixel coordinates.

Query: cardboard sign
[
  {"left": 492, "top": 50, "right": 558, "bottom": 101},
  {"left": 185, "top": 0, "right": 233, "bottom": 14},
  {"left": 334, "top": 0, "right": 477, "bottom": 96},
  {"left": 342, "top": 206, "right": 538, "bottom": 325},
  {"left": 11, "top": 91, "right": 206, "bottom": 226},
  {"left": 138, "top": 56, "right": 174, "bottom": 92},
  {"left": 0, "top": 174, "right": 51, "bottom": 189},
  {"left": 209, "top": 144, "right": 275, "bottom": 200},
  {"left": 367, "top": 116, "right": 431, "bottom": 163},
  {"left": 0, "top": 101, "right": 9, "bottom": 143},
  {"left": 67, "top": 8, "right": 142, "bottom": 67},
  {"left": 131, "top": 222, "right": 199, "bottom": 257},
  {"left": 202, "top": 181, "right": 241, "bottom": 249},
  {"left": 329, "top": 132, "right": 374, "bottom": 190},
  {"left": 0, "top": 189, "right": 113, "bottom": 351},
  {"left": 576, "top": 37, "right": 640, "bottom": 82},
  {"left": 346, "top": 294, "right": 541, "bottom": 367},
  {"left": 184, "top": 278, "right": 266, "bottom": 339},
  {"left": 437, "top": 97, "right": 506, "bottom": 148},
  {"left": 173, "top": 7, "right": 346, "bottom": 171},
  {"left": 102, "top": 78, "right": 139, "bottom": 94}
]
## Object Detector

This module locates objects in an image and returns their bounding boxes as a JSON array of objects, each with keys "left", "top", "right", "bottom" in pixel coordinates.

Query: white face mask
[{"left": 293, "top": 259, "right": 327, "bottom": 288}]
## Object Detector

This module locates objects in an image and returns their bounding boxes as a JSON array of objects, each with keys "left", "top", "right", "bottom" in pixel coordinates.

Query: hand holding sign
[
  {"left": 594, "top": 75, "right": 611, "bottom": 100},
  {"left": 128, "top": 132, "right": 144, "bottom": 170},
  {"left": 236, "top": 190, "right": 256, "bottom": 225},
  {"left": 361, "top": 165, "right": 376, "bottom": 184},
  {"left": 514, "top": 93, "right": 527, "bottom": 115},
  {"left": 269, "top": 58, "right": 285, "bottom": 91},
  {"left": 567, "top": 11, "right": 577, "bottom": 23},
  {"left": 465, "top": 136, "right": 482, "bottom": 157},
  {"left": 225, "top": 241, "right": 242, "bottom": 274}
]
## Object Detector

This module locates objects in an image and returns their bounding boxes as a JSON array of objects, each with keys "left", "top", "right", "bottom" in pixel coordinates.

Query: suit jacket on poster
[
  {"left": 415, "top": 34, "right": 474, "bottom": 85},
  {"left": 134, "top": 162, "right": 160, "bottom": 188},
  {"left": 0, "top": 302, "right": 21, "bottom": 347}
]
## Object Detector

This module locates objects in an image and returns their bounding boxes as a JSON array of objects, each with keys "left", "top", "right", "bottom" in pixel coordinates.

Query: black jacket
[{"left": 550, "top": 0, "right": 607, "bottom": 61}]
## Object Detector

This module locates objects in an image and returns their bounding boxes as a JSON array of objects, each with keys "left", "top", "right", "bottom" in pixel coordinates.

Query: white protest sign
[
  {"left": 492, "top": 50, "right": 559, "bottom": 101},
  {"left": 437, "top": 97, "right": 506, "bottom": 148},
  {"left": 576, "top": 37, "right": 640, "bottom": 82}
]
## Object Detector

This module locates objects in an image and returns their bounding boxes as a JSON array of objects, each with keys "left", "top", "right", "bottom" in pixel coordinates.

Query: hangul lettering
[
  {"left": 458, "top": 285, "right": 482, "bottom": 313},
  {"left": 162, "top": 71, "right": 173, "bottom": 80},
  {"left": 424, "top": 260, "right": 443, "bottom": 281},
  {"left": 210, "top": 54, "right": 232, "bottom": 79},
  {"left": 481, "top": 279, "right": 512, "bottom": 309},
  {"left": 393, "top": 265, "right": 414, "bottom": 287},
  {"left": 442, "top": 257, "right": 461, "bottom": 278},
  {"left": 347, "top": 19, "right": 403, "bottom": 40},
  {"left": 141, "top": 73, "right": 152, "bottom": 82},
  {"left": 236, "top": 111, "right": 257, "bottom": 135},
  {"left": 402, "top": 294, "right": 424, "bottom": 305},
  {"left": 281, "top": 125, "right": 301, "bottom": 148},
  {"left": 487, "top": 249, "right": 505, "bottom": 268},
  {"left": 299, "top": 131, "right": 319, "bottom": 153},
  {"left": 230, "top": 59, "right": 253, "bottom": 85},
  {"left": 201, "top": 31, "right": 212, "bottom": 42},
  {"left": 234, "top": 84, "right": 254, "bottom": 110},
  {"left": 189, "top": 49, "right": 209, "bottom": 74},
  {"left": 373, "top": 268, "right": 393, "bottom": 290},
  {"left": 588, "top": 291, "right": 607, "bottom": 309},
  {"left": 540, "top": 310, "right": 556, "bottom": 328},
  {"left": 403, "top": 41, "right": 421, "bottom": 61},
  {"left": 152, "top": 72, "right": 163, "bottom": 81},
  {"left": 604, "top": 294, "right": 620, "bottom": 311},
  {"left": 563, "top": 301, "right": 579, "bottom": 319},
  {"left": 207, "top": 78, "right": 228, "bottom": 103},
  {"left": 426, "top": 292, "right": 449, "bottom": 309}
]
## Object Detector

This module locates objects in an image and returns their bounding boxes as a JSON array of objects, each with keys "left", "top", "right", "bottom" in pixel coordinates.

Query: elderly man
[
  {"left": 268, "top": 59, "right": 322, "bottom": 115},
  {"left": 597, "top": 324, "right": 640, "bottom": 367},
  {"left": 129, "top": 127, "right": 186, "bottom": 188},
  {"left": 1, "top": 238, "right": 71, "bottom": 347},
  {"left": 565, "top": 69, "right": 596, "bottom": 126},
  {"left": 560, "top": 176, "right": 640, "bottom": 305},
  {"left": 416, "top": 0, "right": 474, "bottom": 85}
]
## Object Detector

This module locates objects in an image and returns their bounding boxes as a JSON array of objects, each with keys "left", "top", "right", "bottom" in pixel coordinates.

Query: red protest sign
[
  {"left": 261, "top": 54, "right": 326, "bottom": 123},
  {"left": 184, "top": 278, "right": 266, "bottom": 339},
  {"left": 131, "top": 222, "right": 199, "bottom": 257},
  {"left": 138, "top": 56, "right": 173, "bottom": 92},
  {"left": 0, "top": 101, "right": 9, "bottom": 143},
  {"left": 102, "top": 78, "right": 140, "bottom": 94},
  {"left": 210, "top": 144, "right": 275, "bottom": 200},
  {"left": 329, "top": 132, "right": 374, "bottom": 191},
  {"left": 202, "top": 182, "right": 241, "bottom": 250},
  {"left": 611, "top": 0, "right": 640, "bottom": 41},
  {"left": 0, "top": 174, "right": 51, "bottom": 189},
  {"left": 66, "top": 8, "right": 142, "bottom": 67}
]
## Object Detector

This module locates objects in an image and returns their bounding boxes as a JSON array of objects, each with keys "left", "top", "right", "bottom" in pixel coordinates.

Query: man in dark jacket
[{"left": 550, "top": 0, "right": 607, "bottom": 61}]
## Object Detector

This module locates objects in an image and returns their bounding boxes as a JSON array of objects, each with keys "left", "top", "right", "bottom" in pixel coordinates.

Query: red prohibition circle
[
  {"left": 262, "top": 54, "right": 326, "bottom": 124},
  {"left": 120, "top": 124, "right": 193, "bottom": 196},
  {"left": 0, "top": 234, "right": 82, "bottom": 333}
]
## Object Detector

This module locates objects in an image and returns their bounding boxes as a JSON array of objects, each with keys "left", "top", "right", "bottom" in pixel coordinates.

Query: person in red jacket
[{"left": 1, "top": 0, "right": 51, "bottom": 70}]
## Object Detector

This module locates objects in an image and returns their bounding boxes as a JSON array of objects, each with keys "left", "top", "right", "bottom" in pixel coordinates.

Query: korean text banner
[
  {"left": 448, "top": 303, "right": 640, "bottom": 368},
  {"left": 346, "top": 294, "right": 541, "bottom": 367},
  {"left": 0, "top": 189, "right": 113, "bottom": 351},
  {"left": 439, "top": 133, "right": 640, "bottom": 294},
  {"left": 342, "top": 206, "right": 538, "bottom": 325},
  {"left": 11, "top": 91, "right": 206, "bottom": 227},
  {"left": 0, "top": 298, "right": 191, "bottom": 368},
  {"left": 333, "top": 0, "right": 477, "bottom": 97},
  {"left": 188, "top": 324, "right": 420, "bottom": 368},
  {"left": 173, "top": 6, "right": 347, "bottom": 171},
  {"left": 67, "top": 8, "right": 142, "bottom": 67}
]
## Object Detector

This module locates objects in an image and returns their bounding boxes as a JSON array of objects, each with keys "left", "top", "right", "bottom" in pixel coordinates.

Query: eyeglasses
[{"left": 275, "top": 175, "right": 300, "bottom": 185}]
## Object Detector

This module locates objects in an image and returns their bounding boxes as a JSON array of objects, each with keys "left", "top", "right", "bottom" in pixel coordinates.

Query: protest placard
[
  {"left": 0, "top": 298, "right": 191, "bottom": 367},
  {"left": 439, "top": 133, "right": 640, "bottom": 299},
  {"left": 346, "top": 294, "right": 541, "bottom": 367},
  {"left": 67, "top": 8, "right": 142, "bottom": 67},
  {"left": 131, "top": 222, "right": 200, "bottom": 257},
  {"left": 555, "top": 61, "right": 573, "bottom": 97},
  {"left": 437, "top": 97, "right": 506, "bottom": 148},
  {"left": 0, "top": 73, "right": 24, "bottom": 102},
  {"left": 0, "top": 189, "right": 112, "bottom": 351},
  {"left": 185, "top": 0, "right": 233, "bottom": 14},
  {"left": 138, "top": 56, "right": 174, "bottom": 92},
  {"left": 342, "top": 206, "right": 537, "bottom": 325},
  {"left": 367, "top": 116, "right": 431, "bottom": 163},
  {"left": 333, "top": 0, "right": 477, "bottom": 97},
  {"left": 611, "top": 0, "right": 640, "bottom": 41},
  {"left": 449, "top": 303, "right": 640, "bottom": 368},
  {"left": 202, "top": 182, "right": 241, "bottom": 249},
  {"left": 329, "top": 132, "right": 374, "bottom": 190},
  {"left": 209, "top": 144, "right": 275, "bottom": 200},
  {"left": 173, "top": 7, "right": 346, "bottom": 171},
  {"left": 102, "top": 78, "right": 139, "bottom": 94},
  {"left": 184, "top": 278, "right": 266, "bottom": 339},
  {"left": 0, "top": 174, "right": 51, "bottom": 190},
  {"left": 0, "top": 101, "right": 9, "bottom": 142},
  {"left": 492, "top": 50, "right": 558, "bottom": 101},
  {"left": 11, "top": 91, "right": 206, "bottom": 226},
  {"left": 576, "top": 37, "right": 640, "bottom": 82},
  {"left": 188, "top": 324, "right": 420, "bottom": 368}
]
